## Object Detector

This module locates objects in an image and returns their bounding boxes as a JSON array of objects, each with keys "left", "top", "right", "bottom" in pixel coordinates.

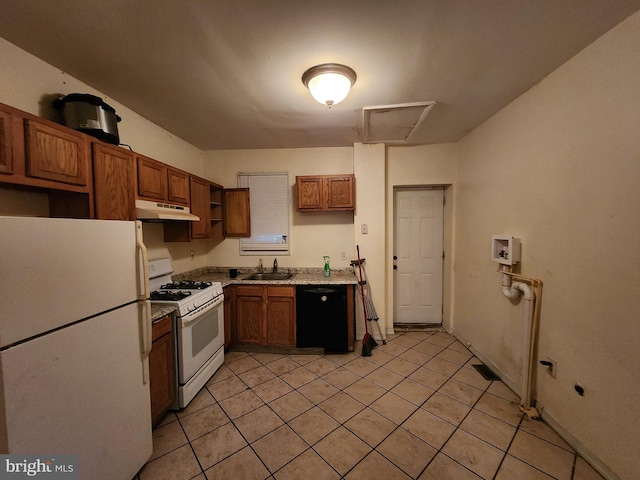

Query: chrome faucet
[
  {"left": 258, "top": 258, "right": 264, "bottom": 273},
  {"left": 273, "top": 258, "right": 278, "bottom": 273}
]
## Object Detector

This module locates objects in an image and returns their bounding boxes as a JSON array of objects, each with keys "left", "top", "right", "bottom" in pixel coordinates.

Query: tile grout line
[
  {"left": 414, "top": 361, "right": 494, "bottom": 480},
  {"left": 339, "top": 336, "right": 471, "bottom": 479},
  {"left": 145, "top": 331, "right": 569, "bottom": 480},
  {"left": 490, "top": 412, "right": 526, "bottom": 480}
]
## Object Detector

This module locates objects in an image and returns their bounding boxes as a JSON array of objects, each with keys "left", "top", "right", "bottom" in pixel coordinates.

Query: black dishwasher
[{"left": 296, "top": 285, "right": 348, "bottom": 352}]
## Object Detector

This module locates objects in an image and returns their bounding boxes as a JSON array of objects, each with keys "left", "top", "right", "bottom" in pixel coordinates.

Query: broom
[{"left": 356, "top": 245, "right": 378, "bottom": 356}]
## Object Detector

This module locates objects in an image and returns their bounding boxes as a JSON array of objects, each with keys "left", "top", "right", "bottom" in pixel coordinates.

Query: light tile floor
[{"left": 137, "top": 331, "right": 605, "bottom": 480}]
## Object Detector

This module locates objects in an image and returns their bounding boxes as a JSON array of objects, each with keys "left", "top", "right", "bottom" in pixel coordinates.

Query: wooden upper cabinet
[
  {"left": 326, "top": 176, "right": 355, "bottom": 210},
  {"left": 92, "top": 143, "right": 135, "bottom": 220},
  {"left": 24, "top": 118, "right": 89, "bottom": 186},
  {"left": 189, "top": 176, "right": 211, "bottom": 239},
  {"left": 223, "top": 188, "right": 251, "bottom": 237},
  {"left": 296, "top": 176, "right": 323, "bottom": 210},
  {"left": 296, "top": 174, "right": 355, "bottom": 212},
  {"left": 167, "top": 168, "right": 190, "bottom": 205},
  {"left": 0, "top": 108, "right": 14, "bottom": 174},
  {"left": 136, "top": 155, "right": 166, "bottom": 201},
  {"left": 136, "top": 154, "right": 190, "bottom": 207}
]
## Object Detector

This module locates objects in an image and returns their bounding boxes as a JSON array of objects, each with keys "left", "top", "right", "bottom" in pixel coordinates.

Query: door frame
[{"left": 389, "top": 184, "right": 453, "bottom": 332}]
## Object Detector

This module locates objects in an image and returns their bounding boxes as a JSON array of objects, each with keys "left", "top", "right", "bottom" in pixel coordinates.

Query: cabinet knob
[{"left": 321, "top": 296, "right": 327, "bottom": 302}]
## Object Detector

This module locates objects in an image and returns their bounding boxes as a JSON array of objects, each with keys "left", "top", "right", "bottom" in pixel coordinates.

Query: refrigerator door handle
[
  {"left": 139, "top": 299, "right": 152, "bottom": 385},
  {"left": 135, "top": 221, "right": 150, "bottom": 301}
]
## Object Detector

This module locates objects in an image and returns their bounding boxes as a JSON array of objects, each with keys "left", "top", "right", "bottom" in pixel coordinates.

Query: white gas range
[{"left": 148, "top": 258, "right": 224, "bottom": 409}]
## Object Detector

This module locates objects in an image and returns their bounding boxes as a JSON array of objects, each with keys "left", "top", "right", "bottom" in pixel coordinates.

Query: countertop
[
  {"left": 151, "top": 266, "right": 358, "bottom": 321},
  {"left": 173, "top": 266, "right": 359, "bottom": 288}
]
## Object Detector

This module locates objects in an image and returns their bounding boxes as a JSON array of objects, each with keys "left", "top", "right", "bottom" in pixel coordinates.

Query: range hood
[{"left": 135, "top": 199, "right": 200, "bottom": 221}]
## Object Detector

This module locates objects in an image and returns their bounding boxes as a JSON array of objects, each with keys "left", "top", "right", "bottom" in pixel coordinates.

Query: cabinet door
[
  {"left": 326, "top": 175, "right": 355, "bottom": 210},
  {"left": 25, "top": 118, "right": 88, "bottom": 186},
  {"left": 223, "top": 286, "right": 235, "bottom": 349},
  {"left": 168, "top": 168, "right": 190, "bottom": 205},
  {"left": 136, "top": 155, "right": 166, "bottom": 201},
  {"left": 189, "top": 176, "right": 211, "bottom": 239},
  {"left": 236, "top": 294, "right": 263, "bottom": 344},
  {"left": 92, "top": 143, "right": 135, "bottom": 220},
  {"left": 223, "top": 188, "right": 251, "bottom": 237},
  {"left": 0, "top": 109, "right": 14, "bottom": 174},
  {"left": 296, "top": 176, "right": 323, "bottom": 211},
  {"left": 149, "top": 316, "right": 175, "bottom": 426},
  {"left": 266, "top": 286, "right": 295, "bottom": 346}
]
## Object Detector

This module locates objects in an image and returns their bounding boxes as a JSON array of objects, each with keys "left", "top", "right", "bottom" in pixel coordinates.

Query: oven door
[{"left": 177, "top": 295, "right": 224, "bottom": 384}]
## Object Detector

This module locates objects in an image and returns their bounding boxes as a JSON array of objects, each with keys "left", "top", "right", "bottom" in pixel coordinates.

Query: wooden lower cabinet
[
  {"left": 149, "top": 314, "right": 175, "bottom": 426},
  {"left": 234, "top": 285, "right": 295, "bottom": 347},
  {"left": 235, "top": 286, "right": 264, "bottom": 344},
  {"left": 266, "top": 287, "right": 295, "bottom": 346},
  {"left": 223, "top": 286, "right": 236, "bottom": 349}
]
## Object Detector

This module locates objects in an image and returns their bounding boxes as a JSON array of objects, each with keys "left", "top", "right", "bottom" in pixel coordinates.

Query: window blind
[{"left": 238, "top": 172, "right": 290, "bottom": 254}]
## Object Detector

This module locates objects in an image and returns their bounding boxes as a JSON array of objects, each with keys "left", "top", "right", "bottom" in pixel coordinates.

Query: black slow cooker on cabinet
[{"left": 53, "top": 93, "right": 121, "bottom": 145}]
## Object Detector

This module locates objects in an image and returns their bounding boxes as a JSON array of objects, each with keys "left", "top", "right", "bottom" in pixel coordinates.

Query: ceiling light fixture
[{"left": 302, "top": 63, "right": 357, "bottom": 107}]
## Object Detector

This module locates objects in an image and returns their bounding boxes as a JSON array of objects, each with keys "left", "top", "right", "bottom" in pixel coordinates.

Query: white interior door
[{"left": 393, "top": 187, "right": 444, "bottom": 324}]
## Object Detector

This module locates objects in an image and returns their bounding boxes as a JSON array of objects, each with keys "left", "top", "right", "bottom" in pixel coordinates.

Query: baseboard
[
  {"left": 448, "top": 329, "right": 619, "bottom": 480},
  {"left": 449, "top": 328, "right": 521, "bottom": 397},
  {"left": 537, "top": 405, "right": 621, "bottom": 480},
  {"left": 393, "top": 323, "right": 444, "bottom": 331}
]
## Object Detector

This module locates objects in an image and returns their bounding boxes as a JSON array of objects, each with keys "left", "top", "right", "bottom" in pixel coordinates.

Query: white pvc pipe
[
  {"left": 500, "top": 276, "right": 537, "bottom": 413},
  {"left": 517, "top": 283, "right": 535, "bottom": 410}
]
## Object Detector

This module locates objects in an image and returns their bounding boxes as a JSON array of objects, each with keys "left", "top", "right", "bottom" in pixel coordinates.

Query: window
[{"left": 238, "top": 172, "right": 290, "bottom": 255}]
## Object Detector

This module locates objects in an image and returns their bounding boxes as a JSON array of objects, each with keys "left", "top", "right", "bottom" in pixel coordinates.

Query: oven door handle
[{"left": 181, "top": 294, "right": 224, "bottom": 327}]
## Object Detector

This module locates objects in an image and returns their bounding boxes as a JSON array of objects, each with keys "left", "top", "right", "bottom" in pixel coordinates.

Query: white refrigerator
[{"left": 0, "top": 216, "right": 153, "bottom": 479}]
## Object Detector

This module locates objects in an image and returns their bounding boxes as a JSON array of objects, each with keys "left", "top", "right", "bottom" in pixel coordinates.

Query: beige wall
[
  {"left": 453, "top": 11, "right": 640, "bottom": 479},
  {"left": 3, "top": 13, "right": 639, "bottom": 477},
  {"left": 0, "top": 37, "right": 203, "bottom": 174},
  {"left": 353, "top": 143, "right": 386, "bottom": 338},
  {"left": 0, "top": 37, "right": 209, "bottom": 272},
  {"left": 386, "top": 144, "right": 458, "bottom": 332},
  {"left": 202, "top": 147, "right": 355, "bottom": 270}
]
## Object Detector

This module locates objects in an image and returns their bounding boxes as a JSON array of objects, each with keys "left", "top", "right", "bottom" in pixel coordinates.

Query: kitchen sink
[{"left": 246, "top": 272, "right": 294, "bottom": 281}]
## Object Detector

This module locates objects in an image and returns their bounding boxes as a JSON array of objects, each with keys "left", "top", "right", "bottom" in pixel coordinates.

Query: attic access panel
[{"left": 362, "top": 101, "right": 436, "bottom": 144}]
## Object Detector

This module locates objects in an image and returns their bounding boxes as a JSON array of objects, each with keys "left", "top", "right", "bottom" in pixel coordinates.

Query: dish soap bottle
[{"left": 323, "top": 256, "right": 331, "bottom": 277}]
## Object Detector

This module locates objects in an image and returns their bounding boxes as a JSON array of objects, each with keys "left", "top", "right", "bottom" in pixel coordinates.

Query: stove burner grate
[
  {"left": 161, "top": 281, "right": 212, "bottom": 290},
  {"left": 150, "top": 290, "right": 192, "bottom": 301}
]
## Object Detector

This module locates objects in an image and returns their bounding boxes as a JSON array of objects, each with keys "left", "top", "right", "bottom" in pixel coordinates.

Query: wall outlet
[
  {"left": 340, "top": 251, "right": 347, "bottom": 260},
  {"left": 361, "top": 224, "right": 368, "bottom": 234}
]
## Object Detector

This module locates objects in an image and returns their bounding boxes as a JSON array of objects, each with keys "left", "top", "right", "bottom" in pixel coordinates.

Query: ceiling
[{"left": 0, "top": 1, "right": 638, "bottom": 150}]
